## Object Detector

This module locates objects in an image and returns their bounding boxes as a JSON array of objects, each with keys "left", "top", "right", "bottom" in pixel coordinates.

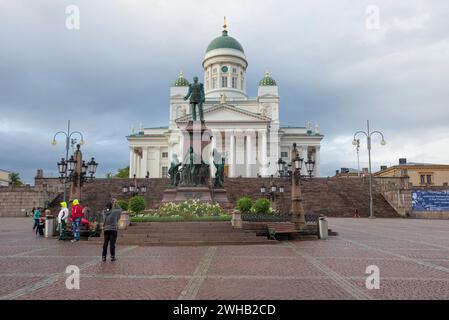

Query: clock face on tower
[{"left": 221, "top": 65, "right": 229, "bottom": 73}]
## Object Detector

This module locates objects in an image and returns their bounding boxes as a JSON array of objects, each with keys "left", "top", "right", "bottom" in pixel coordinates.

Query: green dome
[
  {"left": 259, "top": 72, "right": 277, "bottom": 86},
  {"left": 206, "top": 30, "right": 244, "bottom": 53},
  {"left": 173, "top": 72, "right": 189, "bottom": 86}
]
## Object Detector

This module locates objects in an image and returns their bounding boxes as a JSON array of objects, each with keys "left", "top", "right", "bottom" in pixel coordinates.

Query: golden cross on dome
[{"left": 223, "top": 16, "right": 228, "bottom": 31}]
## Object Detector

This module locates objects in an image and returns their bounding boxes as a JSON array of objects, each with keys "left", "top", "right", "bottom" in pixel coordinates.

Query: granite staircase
[{"left": 92, "top": 221, "right": 277, "bottom": 246}]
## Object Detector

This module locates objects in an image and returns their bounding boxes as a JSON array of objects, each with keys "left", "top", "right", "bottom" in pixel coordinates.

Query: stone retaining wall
[
  {"left": 1, "top": 176, "right": 400, "bottom": 218},
  {"left": 0, "top": 186, "right": 59, "bottom": 217}
]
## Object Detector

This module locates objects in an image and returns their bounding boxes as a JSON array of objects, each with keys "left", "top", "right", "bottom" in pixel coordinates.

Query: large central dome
[{"left": 206, "top": 30, "right": 244, "bottom": 53}]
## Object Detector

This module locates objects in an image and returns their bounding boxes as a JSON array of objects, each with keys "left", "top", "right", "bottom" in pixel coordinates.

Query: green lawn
[{"left": 130, "top": 215, "right": 232, "bottom": 223}]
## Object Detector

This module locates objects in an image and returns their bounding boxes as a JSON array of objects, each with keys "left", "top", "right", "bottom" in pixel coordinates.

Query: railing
[{"left": 241, "top": 212, "right": 321, "bottom": 224}]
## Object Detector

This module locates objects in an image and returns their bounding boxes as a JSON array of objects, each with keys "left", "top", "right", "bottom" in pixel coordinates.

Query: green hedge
[
  {"left": 117, "top": 200, "right": 128, "bottom": 211},
  {"left": 128, "top": 196, "right": 146, "bottom": 214},
  {"left": 236, "top": 197, "right": 253, "bottom": 213},
  {"left": 251, "top": 198, "right": 271, "bottom": 214}
]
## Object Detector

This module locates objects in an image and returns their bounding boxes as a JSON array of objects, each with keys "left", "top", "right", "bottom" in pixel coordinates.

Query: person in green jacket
[{"left": 32, "top": 208, "right": 42, "bottom": 232}]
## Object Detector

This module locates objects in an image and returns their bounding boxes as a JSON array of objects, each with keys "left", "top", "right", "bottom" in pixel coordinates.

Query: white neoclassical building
[{"left": 127, "top": 23, "right": 323, "bottom": 179}]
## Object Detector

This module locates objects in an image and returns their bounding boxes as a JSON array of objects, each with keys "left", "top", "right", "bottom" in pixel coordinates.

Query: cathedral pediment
[{"left": 176, "top": 104, "right": 271, "bottom": 123}]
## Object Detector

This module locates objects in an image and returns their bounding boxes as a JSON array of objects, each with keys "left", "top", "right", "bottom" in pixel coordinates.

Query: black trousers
[{"left": 102, "top": 230, "right": 117, "bottom": 257}]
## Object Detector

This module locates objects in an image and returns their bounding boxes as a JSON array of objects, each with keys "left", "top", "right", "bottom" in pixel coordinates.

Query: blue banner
[{"left": 412, "top": 190, "right": 449, "bottom": 211}]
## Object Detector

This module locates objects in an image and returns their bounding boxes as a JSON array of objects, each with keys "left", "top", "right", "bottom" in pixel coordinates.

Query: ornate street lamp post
[
  {"left": 355, "top": 139, "right": 361, "bottom": 177},
  {"left": 277, "top": 143, "right": 315, "bottom": 230},
  {"left": 55, "top": 144, "right": 98, "bottom": 201},
  {"left": 260, "top": 175, "right": 284, "bottom": 202},
  {"left": 122, "top": 174, "right": 148, "bottom": 196},
  {"left": 353, "top": 120, "right": 386, "bottom": 219},
  {"left": 52, "top": 120, "right": 85, "bottom": 202}
]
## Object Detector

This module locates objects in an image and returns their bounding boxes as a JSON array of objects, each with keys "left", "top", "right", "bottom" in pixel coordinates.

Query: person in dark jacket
[
  {"left": 36, "top": 217, "right": 45, "bottom": 236},
  {"left": 102, "top": 200, "right": 122, "bottom": 262}
]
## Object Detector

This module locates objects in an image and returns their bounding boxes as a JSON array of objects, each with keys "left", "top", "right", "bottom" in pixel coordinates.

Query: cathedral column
[
  {"left": 260, "top": 129, "right": 268, "bottom": 176},
  {"left": 246, "top": 134, "right": 252, "bottom": 177},
  {"left": 314, "top": 146, "right": 320, "bottom": 177},
  {"left": 135, "top": 149, "right": 141, "bottom": 178},
  {"left": 180, "top": 132, "right": 185, "bottom": 163},
  {"left": 210, "top": 135, "right": 217, "bottom": 177},
  {"left": 141, "top": 147, "right": 148, "bottom": 178},
  {"left": 229, "top": 133, "right": 235, "bottom": 177},
  {"left": 129, "top": 147, "right": 134, "bottom": 178},
  {"left": 301, "top": 146, "right": 309, "bottom": 176}
]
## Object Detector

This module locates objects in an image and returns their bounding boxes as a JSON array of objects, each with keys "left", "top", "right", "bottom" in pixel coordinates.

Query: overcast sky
[{"left": 1, "top": 0, "right": 448, "bottom": 183}]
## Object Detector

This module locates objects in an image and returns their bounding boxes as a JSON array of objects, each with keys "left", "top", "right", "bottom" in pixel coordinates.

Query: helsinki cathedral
[{"left": 127, "top": 20, "right": 323, "bottom": 179}]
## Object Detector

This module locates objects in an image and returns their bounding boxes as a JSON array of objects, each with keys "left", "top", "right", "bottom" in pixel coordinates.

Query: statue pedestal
[
  {"left": 161, "top": 186, "right": 231, "bottom": 208},
  {"left": 161, "top": 189, "right": 176, "bottom": 203},
  {"left": 212, "top": 189, "right": 232, "bottom": 209},
  {"left": 160, "top": 120, "right": 231, "bottom": 209},
  {"left": 174, "top": 187, "right": 212, "bottom": 202}
]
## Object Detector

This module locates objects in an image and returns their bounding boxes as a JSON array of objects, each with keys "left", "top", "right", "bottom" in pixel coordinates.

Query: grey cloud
[{"left": 1, "top": 0, "right": 449, "bottom": 182}]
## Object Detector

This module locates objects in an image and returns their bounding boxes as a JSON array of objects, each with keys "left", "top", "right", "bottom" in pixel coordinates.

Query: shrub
[
  {"left": 251, "top": 198, "right": 271, "bottom": 214},
  {"left": 117, "top": 200, "right": 128, "bottom": 211},
  {"left": 236, "top": 197, "right": 253, "bottom": 213},
  {"left": 128, "top": 195, "right": 146, "bottom": 214}
]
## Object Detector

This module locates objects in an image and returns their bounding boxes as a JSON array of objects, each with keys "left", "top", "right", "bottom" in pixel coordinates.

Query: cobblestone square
[{"left": 1, "top": 217, "right": 449, "bottom": 300}]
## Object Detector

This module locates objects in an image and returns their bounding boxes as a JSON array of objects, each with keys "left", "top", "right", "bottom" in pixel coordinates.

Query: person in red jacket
[{"left": 71, "top": 199, "right": 84, "bottom": 242}]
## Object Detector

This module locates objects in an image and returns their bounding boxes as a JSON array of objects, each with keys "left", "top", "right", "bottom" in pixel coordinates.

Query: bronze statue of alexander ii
[{"left": 184, "top": 76, "right": 205, "bottom": 122}]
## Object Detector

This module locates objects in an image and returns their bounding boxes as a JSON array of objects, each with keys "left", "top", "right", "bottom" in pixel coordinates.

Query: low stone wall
[
  {"left": 0, "top": 185, "right": 59, "bottom": 217},
  {"left": 411, "top": 211, "right": 449, "bottom": 219},
  {"left": 381, "top": 189, "right": 412, "bottom": 216}
]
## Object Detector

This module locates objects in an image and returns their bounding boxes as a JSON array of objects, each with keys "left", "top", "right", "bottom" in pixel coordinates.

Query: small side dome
[
  {"left": 173, "top": 71, "right": 189, "bottom": 87},
  {"left": 259, "top": 71, "right": 277, "bottom": 86}
]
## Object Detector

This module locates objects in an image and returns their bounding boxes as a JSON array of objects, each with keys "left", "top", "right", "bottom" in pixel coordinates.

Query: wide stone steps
[{"left": 90, "top": 221, "right": 276, "bottom": 246}]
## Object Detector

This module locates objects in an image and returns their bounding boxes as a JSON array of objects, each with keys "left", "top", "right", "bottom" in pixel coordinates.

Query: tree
[
  {"left": 105, "top": 172, "right": 113, "bottom": 179},
  {"left": 114, "top": 166, "right": 130, "bottom": 179},
  {"left": 9, "top": 172, "right": 23, "bottom": 186}
]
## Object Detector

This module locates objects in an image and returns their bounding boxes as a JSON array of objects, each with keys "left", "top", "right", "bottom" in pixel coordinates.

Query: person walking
[
  {"left": 32, "top": 207, "right": 41, "bottom": 232},
  {"left": 102, "top": 200, "right": 122, "bottom": 262},
  {"left": 71, "top": 199, "right": 84, "bottom": 243},
  {"left": 36, "top": 216, "right": 45, "bottom": 236},
  {"left": 57, "top": 202, "right": 69, "bottom": 241}
]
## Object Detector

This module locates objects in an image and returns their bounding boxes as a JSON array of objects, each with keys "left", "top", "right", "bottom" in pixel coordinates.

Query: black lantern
[
  {"left": 67, "top": 155, "right": 77, "bottom": 172},
  {"left": 294, "top": 155, "right": 303, "bottom": 172},
  {"left": 279, "top": 185, "right": 285, "bottom": 193},
  {"left": 129, "top": 185, "right": 136, "bottom": 193},
  {"left": 122, "top": 186, "right": 129, "bottom": 194},
  {"left": 305, "top": 159, "right": 315, "bottom": 176},
  {"left": 260, "top": 184, "right": 267, "bottom": 194},
  {"left": 140, "top": 185, "right": 147, "bottom": 193},
  {"left": 81, "top": 161, "right": 87, "bottom": 175},
  {"left": 87, "top": 157, "right": 98, "bottom": 175},
  {"left": 57, "top": 158, "right": 67, "bottom": 175},
  {"left": 271, "top": 184, "right": 277, "bottom": 193}
]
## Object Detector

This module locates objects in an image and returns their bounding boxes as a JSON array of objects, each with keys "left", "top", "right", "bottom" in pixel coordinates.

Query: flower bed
[
  {"left": 159, "top": 200, "right": 224, "bottom": 217},
  {"left": 129, "top": 200, "right": 228, "bottom": 222}
]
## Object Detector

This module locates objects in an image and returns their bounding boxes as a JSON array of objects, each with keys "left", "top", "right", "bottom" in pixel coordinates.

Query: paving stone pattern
[{"left": 1, "top": 217, "right": 449, "bottom": 299}]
